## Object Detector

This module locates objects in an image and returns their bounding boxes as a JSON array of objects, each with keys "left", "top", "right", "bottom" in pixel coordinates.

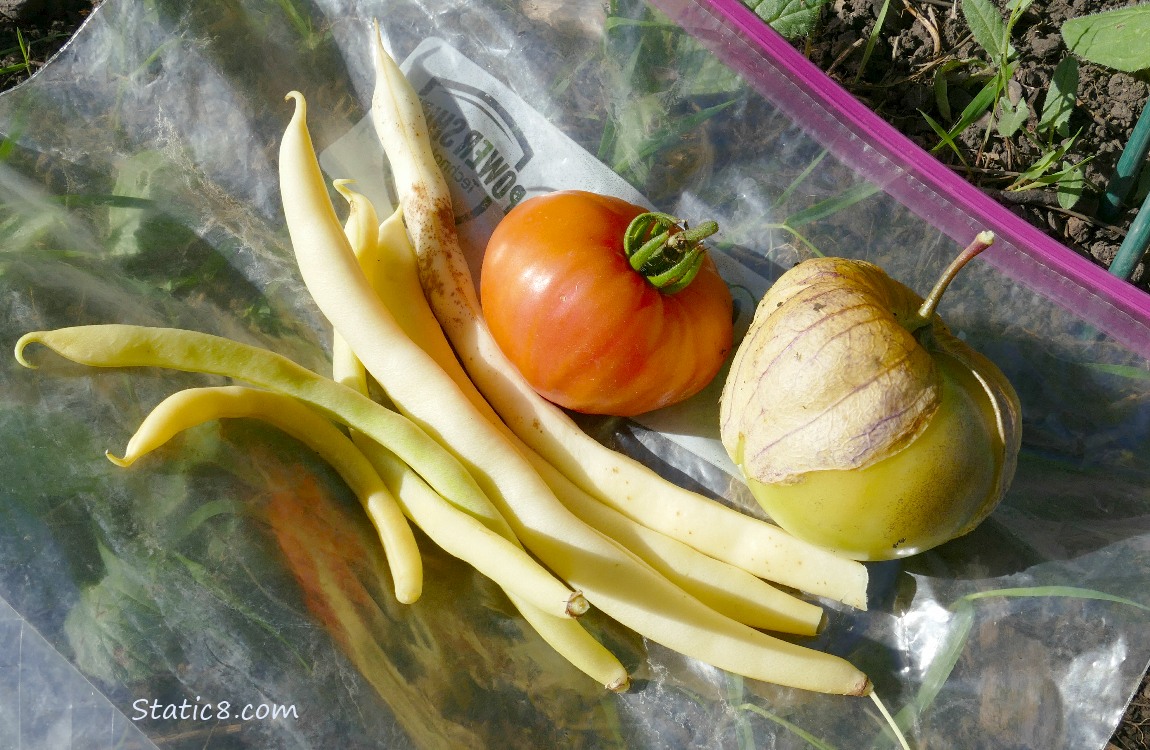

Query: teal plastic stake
[
  {"left": 1109, "top": 185, "right": 1150, "bottom": 280},
  {"left": 1098, "top": 101, "right": 1150, "bottom": 223}
]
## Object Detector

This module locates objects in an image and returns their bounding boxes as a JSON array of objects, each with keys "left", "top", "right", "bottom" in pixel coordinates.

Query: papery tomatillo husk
[{"left": 719, "top": 234, "right": 1022, "bottom": 561}]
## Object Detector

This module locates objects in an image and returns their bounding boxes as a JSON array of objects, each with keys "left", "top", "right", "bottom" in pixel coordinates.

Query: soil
[
  {"left": 0, "top": 0, "right": 95, "bottom": 91},
  {"left": 796, "top": 0, "right": 1150, "bottom": 292},
  {"left": 2, "top": 0, "right": 1147, "bottom": 747}
]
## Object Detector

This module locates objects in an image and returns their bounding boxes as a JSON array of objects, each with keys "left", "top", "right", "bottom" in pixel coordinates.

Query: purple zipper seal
[{"left": 653, "top": 0, "right": 1150, "bottom": 356}]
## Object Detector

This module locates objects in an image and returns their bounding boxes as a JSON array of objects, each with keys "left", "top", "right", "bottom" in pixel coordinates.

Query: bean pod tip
[
  {"left": 284, "top": 90, "right": 305, "bottom": 115},
  {"left": 14, "top": 332, "right": 44, "bottom": 369},
  {"left": 105, "top": 450, "right": 135, "bottom": 468}
]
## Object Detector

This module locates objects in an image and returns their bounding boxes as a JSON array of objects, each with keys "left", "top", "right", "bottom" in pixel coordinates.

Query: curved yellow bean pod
[
  {"left": 331, "top": 177, "right": 380, "bottom": 398},
  {"left": 108, "top": 385, "right": 423, "bottom": 605},
  {"left": 113, "top": 383, "right": 589, "bottom": 622},
  {"left": 15, "top": 325, "right": 502, "bottom": 547}
]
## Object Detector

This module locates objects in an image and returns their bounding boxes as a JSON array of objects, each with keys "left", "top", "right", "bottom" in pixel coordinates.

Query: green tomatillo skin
[
  {"left": 719, "top": 236, "right": 1021, "bottom": 561},
  {"left": 738, "top": 353, "right": 1001, "bottom": 560}
]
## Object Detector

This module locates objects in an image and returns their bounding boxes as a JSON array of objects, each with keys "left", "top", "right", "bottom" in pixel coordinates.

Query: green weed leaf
[
  {"left": 948, "top": 78, "right": 999, "bottom": 140},
  {"left": 962, "top": 0, "right": 1009, "bottom": 63},
  {"left": 65, "top": 543, "right": 185, "bottom": 685},
  {"left": 1038, "top": 57, "right": 1078, "bottom": 137},
  {"left": 1057, "top": 161, "right": 1086, "bottom": 210},
  {"left": 997, "top": 97, "right": 1029, "bottom": 137},
  {"left": 1008, "top": 137, "right": 1084, "bottom": 190},
  {"left": 1062, "top": 6, "right": 1150, "bottom": 73},
  {"left": 680, "top": 49, "right": 745, "bottom": 97},
  {"left": 747, "top": 0, "right": 830, "bottom": 40}
]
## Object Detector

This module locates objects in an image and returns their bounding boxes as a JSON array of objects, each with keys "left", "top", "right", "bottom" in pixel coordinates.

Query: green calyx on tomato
[
  {"left": 623, "top": 212, "right": 720, "bottom": 294},
  {"left": 480, "top": 190, "right": 734, "bottom": 417}
]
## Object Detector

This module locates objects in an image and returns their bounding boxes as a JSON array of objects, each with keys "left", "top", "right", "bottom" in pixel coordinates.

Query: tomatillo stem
[
  {"left": 623, "top": 211, "right": 719, "bottom": 294},
  {"left": 916, "top": 230, "right": 995, "bottom": 323}
]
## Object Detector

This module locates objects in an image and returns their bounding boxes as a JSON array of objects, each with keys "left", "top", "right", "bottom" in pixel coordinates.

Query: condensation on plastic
[{"left": 0, "top": 1, "right": 1146, "bottom": 749}]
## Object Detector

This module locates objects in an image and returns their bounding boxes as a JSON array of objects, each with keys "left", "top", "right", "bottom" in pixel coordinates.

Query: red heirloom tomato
[{"left": 480, "top": 190, "right": 734, "bottom": 416}]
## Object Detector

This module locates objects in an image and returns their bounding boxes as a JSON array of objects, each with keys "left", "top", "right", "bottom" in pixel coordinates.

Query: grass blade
[
  {"left": 886, "top": 584, "right": 1149, "bottom": 743},
  {"left": 948, "top": 78, "right": 999, "bottom": 140},
  {"left": 784, "top": 182, "right": 881, "bottom": 228},
  {"left": 855, "top": 0, "right": 894, "bottom": 84},
  {"left": 1081, "top": 362, "right": 1150, "bottom": 381},
  {"left": 1008, "top": 136, "right": 1082, "bottom": 190},
  {"left": 921, "top": 109, "right": 968, "bottom": 164},
  {"left": 739, "top": 702, "right": 839, "bottom": 750},
  {"left": 776, "top": 149, "right": 829, "bottom": 207},
  {"left": 889, "top": 599, "right": 976, "bottom": 735},
  {"left": 959, "top": 586, "right": 1150, "bottom": 609}
]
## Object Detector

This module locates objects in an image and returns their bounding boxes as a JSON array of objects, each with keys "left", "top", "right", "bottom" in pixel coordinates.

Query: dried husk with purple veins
[
  {"left": 719, "top": 234, "right": 1022, "bottom": 560},
  {"left": 722, "top": 258, "right": 941, "bottom": 484}
]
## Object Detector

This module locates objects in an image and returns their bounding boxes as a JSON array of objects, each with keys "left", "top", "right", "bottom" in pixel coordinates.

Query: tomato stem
[{"left": 623, "top": 212, "right": 718, "bottom": 294}]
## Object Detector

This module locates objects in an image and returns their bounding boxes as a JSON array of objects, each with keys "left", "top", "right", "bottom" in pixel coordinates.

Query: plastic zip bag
[{"left": 0, "top": 0, "right": 1147, "bottom": 748}]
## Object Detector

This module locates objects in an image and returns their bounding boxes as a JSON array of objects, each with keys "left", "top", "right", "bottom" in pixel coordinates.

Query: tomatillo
[{"left": 719, "top": 233, "right": 1021, "bottom": 561}]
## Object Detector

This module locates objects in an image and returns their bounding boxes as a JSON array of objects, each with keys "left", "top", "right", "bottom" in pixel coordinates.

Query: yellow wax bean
[
  {"left": 16, "top": 325, "right": 506, "bottom": 552},
  {"left": 331, "top": 177, "right": 380, "bottom": 398},
  {"left": 116, "top": 384, "right": 587, "bottom": 620},
  {"left": 16, "top": 326, "right": 585, "bottom": 620},
  {"left": 107, "top": 385, "right": 423, "bottom": 605}
]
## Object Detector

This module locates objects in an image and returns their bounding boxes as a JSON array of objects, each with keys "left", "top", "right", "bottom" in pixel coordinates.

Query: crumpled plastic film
[{"left": 0, "top": 0, "right": 1147, "bottom": 748}]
